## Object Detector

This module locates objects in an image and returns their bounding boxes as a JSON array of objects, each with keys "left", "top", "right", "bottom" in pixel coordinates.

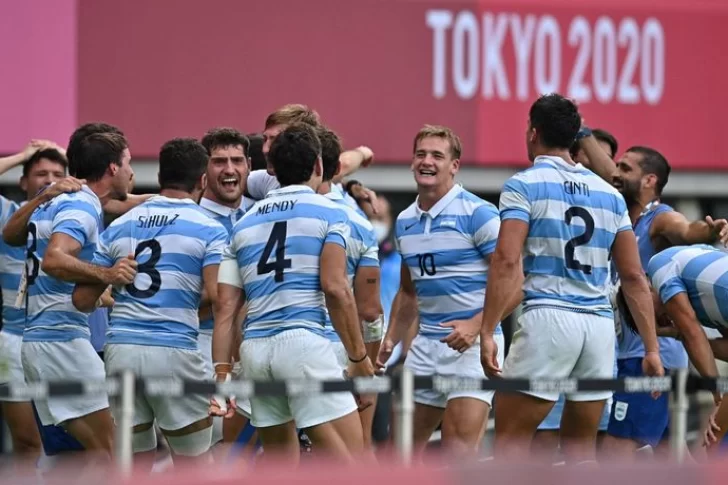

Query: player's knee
[
  {"left": 132, "top": 426, "right": 158, "bottom": 453},
  {"left": 166, "top": 426, "right": 213, "bottom": 457}
]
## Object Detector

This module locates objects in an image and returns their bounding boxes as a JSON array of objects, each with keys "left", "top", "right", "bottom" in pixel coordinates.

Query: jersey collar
[
  {"left": 534, "top": 155, "right": 586, "bottom": 172},
  {"left": 267, "top": 185, "right": 315, "bottom": 197},
  {"left": 199, "top": 197, "right": 245, "bottom": 217},
  {"left": 325, "top": 190, "right": 344, "bottom": 202},
  {"left": 415, "top": 184, "right": 463, "bottom": 219}
]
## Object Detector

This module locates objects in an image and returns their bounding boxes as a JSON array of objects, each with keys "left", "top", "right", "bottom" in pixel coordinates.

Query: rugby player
[
  {"left": 576, "top": 127, "right": 728, "bottom": 459},
  {"left": 211, "top": 123, "right": 374, "bottom": 465},
  {"left": 480, "top": 94, "right": 663, "bottom": 464},
  {"left": 532, "top": 127, "right": 620, "bottom": 461},
  {"left": 377, "top": 125, "right": 508, "bottom": 457},
  {"left": 0, "top": 142, "right": 69, "bottom": 459},
  {"left": 13, "top": 132, "right": 137, "bottom": 457},
  {"left": 73, "top": 138, "right": 227, "bottom": 465},
  {"left": 197, "top": 127, "right": 254, "bottom": 451}
]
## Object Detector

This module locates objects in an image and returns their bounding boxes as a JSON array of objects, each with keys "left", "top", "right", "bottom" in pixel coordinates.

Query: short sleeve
[
  {"left": 247, "top": 170, "right": 281, "bottom": 201},
  {"left": 615, "top": 195, "right": 632, "bottom": 233},
  {"left": 324, "top": 208, "right": 350, "bottom": 249},
  {"left": 52, "top": 196, "right": 99, "bottom": 246},
  {"left": 499, "top": 175, "right": 531, "bottom": 223},
  {"left": 91, "top": 229, "right": 115, "bottom": 268},
  {"left": 203, "top": 224, "right": 229, "bottom": 267},
  {"left": 471, "top": 203, "right": 501, "bottom": 257},
  {"left": 218, "top": 243, "right": 243, "bottom": 288},
  {"left": 648, "top": 253, "right": 686, "bottom": 304},
  {"left": 359, "top": 226, "right": 379, "bottom": 268},
  {"left": 0, "top": 195, "right": 18, "bottom": 229}
]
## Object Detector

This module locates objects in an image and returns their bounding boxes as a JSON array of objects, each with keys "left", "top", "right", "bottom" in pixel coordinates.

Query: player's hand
[
  {"left": 480, "top": 333, "right": 501, "bottom": 379},
  {"left": 350, "top": 184, "right": 381, "bottom": 215},
  {"left": 357, "top": 146, "right": 375, "bottom": 168},
  {"left": 96, "top": 286, "right": 115, "bottom": 308},
  {"left": 104, "top": 254, "right": 138, "bottom": 286},
  {"left": 375, "top": 337, "right": 395, "bottom": 370},
  {"left": 440, "top": 317, "right": 480, "bottom": 353},
  {"left": 209, "top": 365, "right": 237, "bottom": 419},
  {"left": 641, "top": 351, "right": 665, "bottom": 399},
  {"left": 42, "top": 176, "right": 86, "bottom": 201},
  {"left": 345, "top": 356, "right": 376, "bottom": 411},
  {"left": 706, "top": 216, "right": 728, "bottom": 247},
  {"left": 22, "top": 139, "right": 64, "bottom": 160},
  {"left": 703, "top": 407, "right": 722, "bottom": 448}
]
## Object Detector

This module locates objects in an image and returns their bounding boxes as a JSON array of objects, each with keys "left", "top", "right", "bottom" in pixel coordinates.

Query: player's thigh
[
  {"left": 1, "top": 402, "right": 41, "bottom": 451},
  {"left": 566, "top": 313, "right": 615, "bottom": 403},
  {"left": 241, "top": 336, "right": 292, "bottom": 429},
  {"left": 21, "top": 340, "right": 109, "bottom": 427},
  {"left": 606, "top": 358, "right": 669, "bottom": 450}
]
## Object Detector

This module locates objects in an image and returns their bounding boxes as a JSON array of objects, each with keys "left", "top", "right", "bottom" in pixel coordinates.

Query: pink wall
[{"left": 0, "top": 0, "right": 77, "bottom": 154}]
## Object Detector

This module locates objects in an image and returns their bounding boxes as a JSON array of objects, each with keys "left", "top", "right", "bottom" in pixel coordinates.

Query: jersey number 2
[
  {"left": 564, "top": 207, "right": 595, "bottom": 275},
  {"left": 126, "top": 239, "right": 162, "bottom": 298},
  {"left": 257, "top": 221, "right": 291, "bottom": 282}
]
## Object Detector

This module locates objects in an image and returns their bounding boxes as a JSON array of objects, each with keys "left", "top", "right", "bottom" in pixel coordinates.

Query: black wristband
[
  {"left": 348, "top": 353, "right": 367, "bottom": 364},
  {"left": 345, "top": 180, "right": 361, "bottom": 197}
]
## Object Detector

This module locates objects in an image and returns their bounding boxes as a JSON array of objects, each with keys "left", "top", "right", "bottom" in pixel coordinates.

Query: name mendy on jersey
[
  {"left": 137, "top": 213, "right": 180, "bottom": 229},
  {"left": 257, "top": 200, "right": 297, "bottom": 215},
  {"left": 564, "top": 181, "right": 590, "bottom": 197}
]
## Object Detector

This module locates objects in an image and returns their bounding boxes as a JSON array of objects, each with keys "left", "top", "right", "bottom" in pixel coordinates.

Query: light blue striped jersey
[
  {"left": 322, "top": 190, "right": 379, "bottom": 342},
  {"left": 499, "top": 155, "right": 631, "bottom": 317},
  {"left": 395, "top": 185, "right": 501, "bottom": 339},
  {"left": 228, "top": 185, "right": 350, "bottom": 339},
  {"left": 0, "top": 196, "right": 25, "bottom": 336},
  {"left": 332, "top": 183, "right": 367, "bottom": 218},
  {"left": 24, "top": 186, "right": 103, "bottom": 342},
  {"left": 197, "top": 196, "right": 249, "bottom": 333},
  {"left": 648, "top": 245, "right": 728, "bottom": 330},
  {"left": 93, "top": 196, "right": 228, "bottom": 350}
]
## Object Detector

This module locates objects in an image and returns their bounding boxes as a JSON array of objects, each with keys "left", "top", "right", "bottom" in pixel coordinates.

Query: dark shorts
[{"left": 607, "top": 358, "right": 669, "bottom": 448}]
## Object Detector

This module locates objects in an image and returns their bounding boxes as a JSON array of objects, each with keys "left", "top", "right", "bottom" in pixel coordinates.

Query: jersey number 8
[
  {"left": 564, "top": 207, "right": 595, "bottom": 275},
  {"left": 126, "top": 239, "right": 162, "bottom": 298}
]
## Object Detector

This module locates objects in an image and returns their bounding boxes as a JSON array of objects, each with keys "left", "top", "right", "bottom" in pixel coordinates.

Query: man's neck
[
  {"left": 201, "top": 188, "right": 241, "bottom": 209},
  {"left": 160, "top": 189, "right": 192, "bottom": 200},
  {"left": 417, "top": 181, "right": 454, "bottom": 212},
  {"left": 317, "top": 181, "right": 332, "bottom": 195},
  {"left": 86, "top": 180, "right": 114, "bottom": 206},
  {"left": 628, "top": 192, "right": 659, "bottom": 224}
]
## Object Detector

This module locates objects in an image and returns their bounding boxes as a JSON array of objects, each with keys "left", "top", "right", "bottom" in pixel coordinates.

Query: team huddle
[{"left": 2, "top": 94, "right": 728, "bottom": 470}]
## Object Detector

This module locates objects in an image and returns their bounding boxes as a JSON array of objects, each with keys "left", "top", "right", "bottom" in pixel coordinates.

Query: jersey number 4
[
  {"left": 564, "top": 207, "right": 595, "bottom": 275},
  {"left": 257, "top": 221, "right": 292, "bottom": 282}
]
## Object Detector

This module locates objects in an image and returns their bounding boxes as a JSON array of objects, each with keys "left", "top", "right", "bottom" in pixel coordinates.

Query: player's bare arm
[
  {"left": 577, "top": 132, "right": 618, "bottom": 182},
  {"left": 0, "top": 139, "right": 63, "bottom": 176},
  {"left": 103, "top": 193, "right": 155, "bottom": 216},
  {"left": 2, "top": 176, "right": 85, "bottom": 246},
  {"left": 376, "top": 261, "right": 418, "bottom": 368},
  {"left": 651, "top": 211, "right": 728, "bottom": 246},
  {"left": 43, "top": 233, "right": 137, "bottom": 285},
  {"left": 611, "top": 230, "right": 663, "bottom": 378},
  {"left": 321, "top": 243, "right": 371, "bottom": 371},
  {"left": 72, "top": 282, "right": 111, "bottom": 312},
  {"left": 335, "top": 146, "right": 374, "bottom": 182},
  {"left": 353, "top": 265, "right": 384, "bottom": 360},
  {"left": 480, "top": 219, "right": 528, "bottom": 376},
  {"left": 664, "top": 293, "right": 720, "bottom": 404}
]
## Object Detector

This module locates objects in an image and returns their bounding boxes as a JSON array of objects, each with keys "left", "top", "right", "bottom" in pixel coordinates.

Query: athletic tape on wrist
[{"left": 362, "top": 315, "right": 384, "bottom": 343}]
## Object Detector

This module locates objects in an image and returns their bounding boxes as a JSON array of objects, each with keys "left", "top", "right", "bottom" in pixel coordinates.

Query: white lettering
[
  {"left": 426, "top": 9, "right": 454, "bottom": 99},
  {"left": 567, "top": 16, "right": 592, "bottom": 102},
  {"left": 534, "top": 16, "right": 561, "bottom": 94},
  {"left": 593, "top": 16, "right": 617, "bottom": 103},
  {"left": 641, "top": 18, "right": 665, "bottom": 105},
  {"left": 510, "top": 14, "right": 537, "bottom": 101},
  {"left": 452, "top": 10, "right": 479, "bottom": 99},
  {"left": 482, "top": 12, "right": 510, "bottom": 100},
  {"left": 617, "top": 18, "right": 641, "bottom": 103}
]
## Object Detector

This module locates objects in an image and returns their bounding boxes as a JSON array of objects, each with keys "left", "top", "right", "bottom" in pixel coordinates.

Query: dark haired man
[{"left": 481, "top": 94, "right": 662, "bottom": 463}]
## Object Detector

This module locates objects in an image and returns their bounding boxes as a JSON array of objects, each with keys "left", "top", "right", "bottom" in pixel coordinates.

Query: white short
[
  {"left": 404, "top": 333, "right": 504, "bottom": 408},
  {"left": 503, "top": 307, "right": 615, "bottom": 402},
  {"left": 21, "top": 339, "right": 109, "bottom": 426},
  {"left": 105, "top": 344, "right": 209, "bottom": 431},
  {"left": 0, "top": 332, "right": 26, "bottom": 402},
  {"left": 241, "top": 329, "right": 357, "bottom": 429},
  {"left": 330, "top": 341, "right": 348, "bottom": 369}
]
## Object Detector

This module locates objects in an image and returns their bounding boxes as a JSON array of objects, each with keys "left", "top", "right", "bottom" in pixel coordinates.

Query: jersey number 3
[
  {"left": 564, "top": 207, "right": 595, "bottom": 275},
  {"left": 257, "top": 221, "right": 292, "bottom": 282}
]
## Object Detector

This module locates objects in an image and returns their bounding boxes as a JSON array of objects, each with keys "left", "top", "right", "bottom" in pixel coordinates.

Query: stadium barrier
[{"left": 2, "top": 368, "right": 725, "bottom": 473}]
